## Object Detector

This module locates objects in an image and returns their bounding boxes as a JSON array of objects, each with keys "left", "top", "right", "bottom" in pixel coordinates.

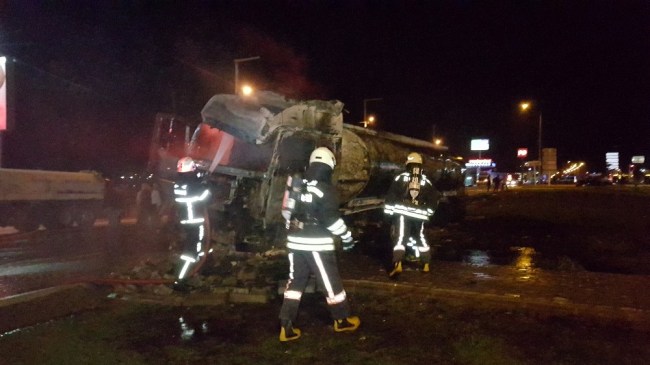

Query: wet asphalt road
[{"left": 0, "top": 221, "right": 168, "bottom": 298}]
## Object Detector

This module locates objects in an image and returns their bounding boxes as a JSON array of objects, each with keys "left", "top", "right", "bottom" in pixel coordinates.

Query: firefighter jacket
[
  {"left": 286, "top": 164, "right": 353, "bottom": 252},
  {"left": 173, "top": 172, "right": 210, "bottom": 225},
  {"left": 384, "top": 170, "right": 440, "bottom": 221}
]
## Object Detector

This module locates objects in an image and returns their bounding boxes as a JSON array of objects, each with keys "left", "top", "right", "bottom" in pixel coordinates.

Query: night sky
[{"left": 0, "top": 1, "right": 648, "bottom": 174}]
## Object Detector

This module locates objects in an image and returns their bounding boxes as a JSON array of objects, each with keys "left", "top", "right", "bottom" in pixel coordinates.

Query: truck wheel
[
  {"left": 75, "top": 208, "right": 97, "bottom": 228},
  {"left": 57, "top": 207, "right": 76, "bottom": 228},
  {"left": 10, "top": 207, "right": 39, "bottom": 232}
]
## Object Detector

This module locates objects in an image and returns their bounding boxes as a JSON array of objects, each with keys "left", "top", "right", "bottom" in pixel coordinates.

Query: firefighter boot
[
  {"left": 334, "top": 316, "right": 361, "bottom": 333},
  {"left": 279, "top": 320, "right": 301, "bottom": 342},
  {"left": 388, "top": 261, "right": 402, "bottom": 279},
  {"left": 422, "top": 262, "right": 430, "bottom": 273}
]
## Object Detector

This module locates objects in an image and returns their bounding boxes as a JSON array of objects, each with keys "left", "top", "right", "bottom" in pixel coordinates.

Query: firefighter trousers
[
  {"left": 279, "top": 250, "right": 351, "bottom": 322},
  {"left": 391, "top": 214, "right": 431, "bottom": 264}
]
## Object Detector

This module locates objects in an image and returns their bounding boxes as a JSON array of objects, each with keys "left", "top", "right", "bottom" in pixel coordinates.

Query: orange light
[{"left": 241, "top": 85, "right": 254, "bottom": 96}]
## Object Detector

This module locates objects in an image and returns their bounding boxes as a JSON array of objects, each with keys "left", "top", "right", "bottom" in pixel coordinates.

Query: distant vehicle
[
  {"left": 0, "top": 168, "right": 105, "bottom": 231},
  {"left": 477, "top": 172, "right": 491, "bottom": 185},
  {"left": 576, "top": 174, "right": 613, "bottom": 187},
  {"left": 505, "top": 173, "right": 520, "bottom": 187},
  {"left": 552, "top": 174, "right": 577, "bottom": 185}
]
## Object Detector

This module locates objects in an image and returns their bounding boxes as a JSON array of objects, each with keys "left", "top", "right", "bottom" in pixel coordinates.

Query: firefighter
[
  {"left": 384, "top": 152, "right": 440, "bottom": 279},
  {"left": 172, "top": 157, "right": 211, "bottom": 292},
  {"left": 278, "top": 147, "right": 360, "bottom": 342}
]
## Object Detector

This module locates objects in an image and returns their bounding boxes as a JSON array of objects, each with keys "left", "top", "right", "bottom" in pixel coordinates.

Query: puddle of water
[{"left": 461, "top": 247, "right": 537, "bottom": 271}]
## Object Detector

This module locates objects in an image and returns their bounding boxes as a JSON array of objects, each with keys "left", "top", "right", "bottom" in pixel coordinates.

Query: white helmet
[
  {"left": 406, "top": 152, "right": 423, "bottom": 165},
  {"left": 177, "top": 157, "right": 196, "bottom": 173},
  {"left": 309, "top": 147, "right": 336, "bottom": 169}
]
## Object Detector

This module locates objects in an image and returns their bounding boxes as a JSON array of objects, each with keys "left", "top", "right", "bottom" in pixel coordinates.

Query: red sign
[
  {"left": 517, "top": 148, "right": 528, "bottom": 159},
  {"left": 0, "top": 56, "right": 6, "bottom": 131}
]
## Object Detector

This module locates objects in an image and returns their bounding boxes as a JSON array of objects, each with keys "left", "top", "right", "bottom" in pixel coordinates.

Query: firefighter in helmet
[
  {"left": 172, "top": 157, "right": 211, "bottom": 291},
  {"left": 384, "top": 152, "right": 440, "bottom": 278},
  {"left": 278, "top": 146, "right": 360, "bottom": 342}
]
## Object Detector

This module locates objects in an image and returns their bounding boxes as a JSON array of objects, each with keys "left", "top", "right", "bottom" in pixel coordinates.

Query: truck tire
[
  {"left": 9, "top": 207, "right": 39, "bottom": 232},
  {"left": 57, "top": 207, "right": 76, "bottom": 228},
  {"left": 43, "top": 208, "right": 64, "bottom": 229},
  {"left": 75, "top": 207, "right": 97, "bottom": 228}
]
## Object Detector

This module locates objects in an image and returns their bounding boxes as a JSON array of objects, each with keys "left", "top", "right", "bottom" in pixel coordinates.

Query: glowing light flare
[
  {"left": 513, "top": 247, "right": 536, "bottom": 275},
  {"left": 563, "top": 162, "right": 585, "bottom": 174},
  {"left": 520, "top": 102, "right": 531, "bottom": 111},
  {"left": 241, "top": 85, "right": 254, "bottom": 96},
  {"left": 361, "top": 115, "right": 376, "bottom": 128}
]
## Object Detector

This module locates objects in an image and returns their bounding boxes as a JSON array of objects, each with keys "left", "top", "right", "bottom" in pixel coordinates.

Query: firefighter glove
[
  {"left": 342, "top": 241, "right": 355, "bottom": 251},
  {"left": 341, "top": 231, "right": 353, "bottom": 243},
  {"left": 342, "top": 234, "right": 355, "bottom": 251}
]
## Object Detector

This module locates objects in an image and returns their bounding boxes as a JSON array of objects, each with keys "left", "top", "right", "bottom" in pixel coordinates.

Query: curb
[{"left": 0, "top": 283, "right": 104, "bottom": 334}]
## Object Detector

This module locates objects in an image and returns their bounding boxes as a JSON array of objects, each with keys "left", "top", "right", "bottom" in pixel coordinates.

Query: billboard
[
  {"left": 466, "top": 159, "right": 493, "bottom": 167},
  {"left": 606, "top": 152, "right": 619, "bottom": 171},
  {"left": 631, "top": 156, "right": 645, "bottom": 164},
  {"left": 517, "top": 148, "right": 528, "bottom": 159},
  {"left": 470, "top": 139, "right": 489, "bottom": 151},
  {"left": 0, "top": 56, "right": 6, "bottom": 131}
]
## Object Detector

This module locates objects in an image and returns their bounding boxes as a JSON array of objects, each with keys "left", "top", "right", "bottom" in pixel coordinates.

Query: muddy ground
[{"left": 1, "top": 187, "right": 649, "bottom": 364}]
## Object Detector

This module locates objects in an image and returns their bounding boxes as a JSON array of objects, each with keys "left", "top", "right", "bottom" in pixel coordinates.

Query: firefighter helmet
[
  {"left": 177, "top": 157, "right": 196, "bottom": 173},
  {"left": 309, "top": 147, "right": 336, "bottom": 169},
  {"left": 406, "top": 152, "right": 423, "bottom": 165}
]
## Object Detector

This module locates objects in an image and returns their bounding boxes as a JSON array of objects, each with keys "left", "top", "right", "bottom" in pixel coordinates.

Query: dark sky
[{"left": 1, "top": 0, "right": 648, "bottom": 174}]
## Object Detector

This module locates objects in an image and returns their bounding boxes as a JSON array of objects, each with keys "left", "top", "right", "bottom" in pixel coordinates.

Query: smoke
[{"left": 235, "top": 26, "right": 326, "bottom": 100}]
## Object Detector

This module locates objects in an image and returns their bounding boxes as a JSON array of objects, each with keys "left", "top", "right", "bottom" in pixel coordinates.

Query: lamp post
[
  {"left": 363, "top": 97, "right": 383, "bottom": 126},
  {"left": 520, "top": 102, "right": 543, "bottom": 184},
  {"left": 361, "top": 115, "right": 375, "bottom": 128},
  {"left": 234, "top": 56, "right": 260, "bottom": 94}
]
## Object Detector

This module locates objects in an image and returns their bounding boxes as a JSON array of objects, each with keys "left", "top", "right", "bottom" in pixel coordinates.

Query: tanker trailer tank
[
  {"left": 337, "top": 123, "right": 455, "bottom": 214},
  {"left": 156, "top": 91, "right": 464, "bottom": 249}
]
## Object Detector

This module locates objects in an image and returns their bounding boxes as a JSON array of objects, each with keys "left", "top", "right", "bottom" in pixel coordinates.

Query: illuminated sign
[
  {"left": 0, "top": 56, "right": 6, "bottom": 131},
  {"left": 517, "top": 148, "right": 528, "bottom": 159},
  {"left": 631, "top": 156, "right": 645, "bottom": 164},
  {"left": 466, "top": 159, "right": 493, "bottom": 167},
  {"left": 605, "top": 152, "right": 619, "bottom": 171},
  {"left": 470, "top": 139, "right": 489, "bottom": 151}
]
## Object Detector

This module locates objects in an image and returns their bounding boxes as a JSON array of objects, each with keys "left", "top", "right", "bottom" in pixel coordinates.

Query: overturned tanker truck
[{"left": 149, "top": 91, "right": 465, "bottom": 250}]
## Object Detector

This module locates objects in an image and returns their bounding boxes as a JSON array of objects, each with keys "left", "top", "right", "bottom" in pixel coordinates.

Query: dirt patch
[{"left": 1, "top": 287, "right": 649, "bottom": 364}]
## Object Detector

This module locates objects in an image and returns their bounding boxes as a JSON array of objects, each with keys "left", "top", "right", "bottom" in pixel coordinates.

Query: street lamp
[
  {"left": 520, "top": 101, "right": 543, "bottom": 185},
  {"left": 361, "top": 115, "right": 375, "bottom": 128},
  {"left": 241, "top": 84, "right": 254, "bottom": 96},
  {"left": 363, "top": 97, "right": 383, "bottom": 125},
  {"left": 234, "top": 56, "right": 260, "bottom": 95}
]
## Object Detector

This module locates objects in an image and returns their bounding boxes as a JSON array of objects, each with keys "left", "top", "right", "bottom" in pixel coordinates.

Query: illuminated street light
[
  {"left": 520, "top": 101, "right": 543, "bottom": 185},
  {"left": 234, "top": 56, "right": 260, "bottom": 95},
  {"left": 434, "top": 138, "right": 442, "bottom": 146},
  {"left": 363, "top": 97, "right": 383, "bottom": 126},
  {"left": 361, "top": 115, "right": 375, "bottom": 128},
  {"left": 241, "top": 84, "right": 254, "bottom": 96}
]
